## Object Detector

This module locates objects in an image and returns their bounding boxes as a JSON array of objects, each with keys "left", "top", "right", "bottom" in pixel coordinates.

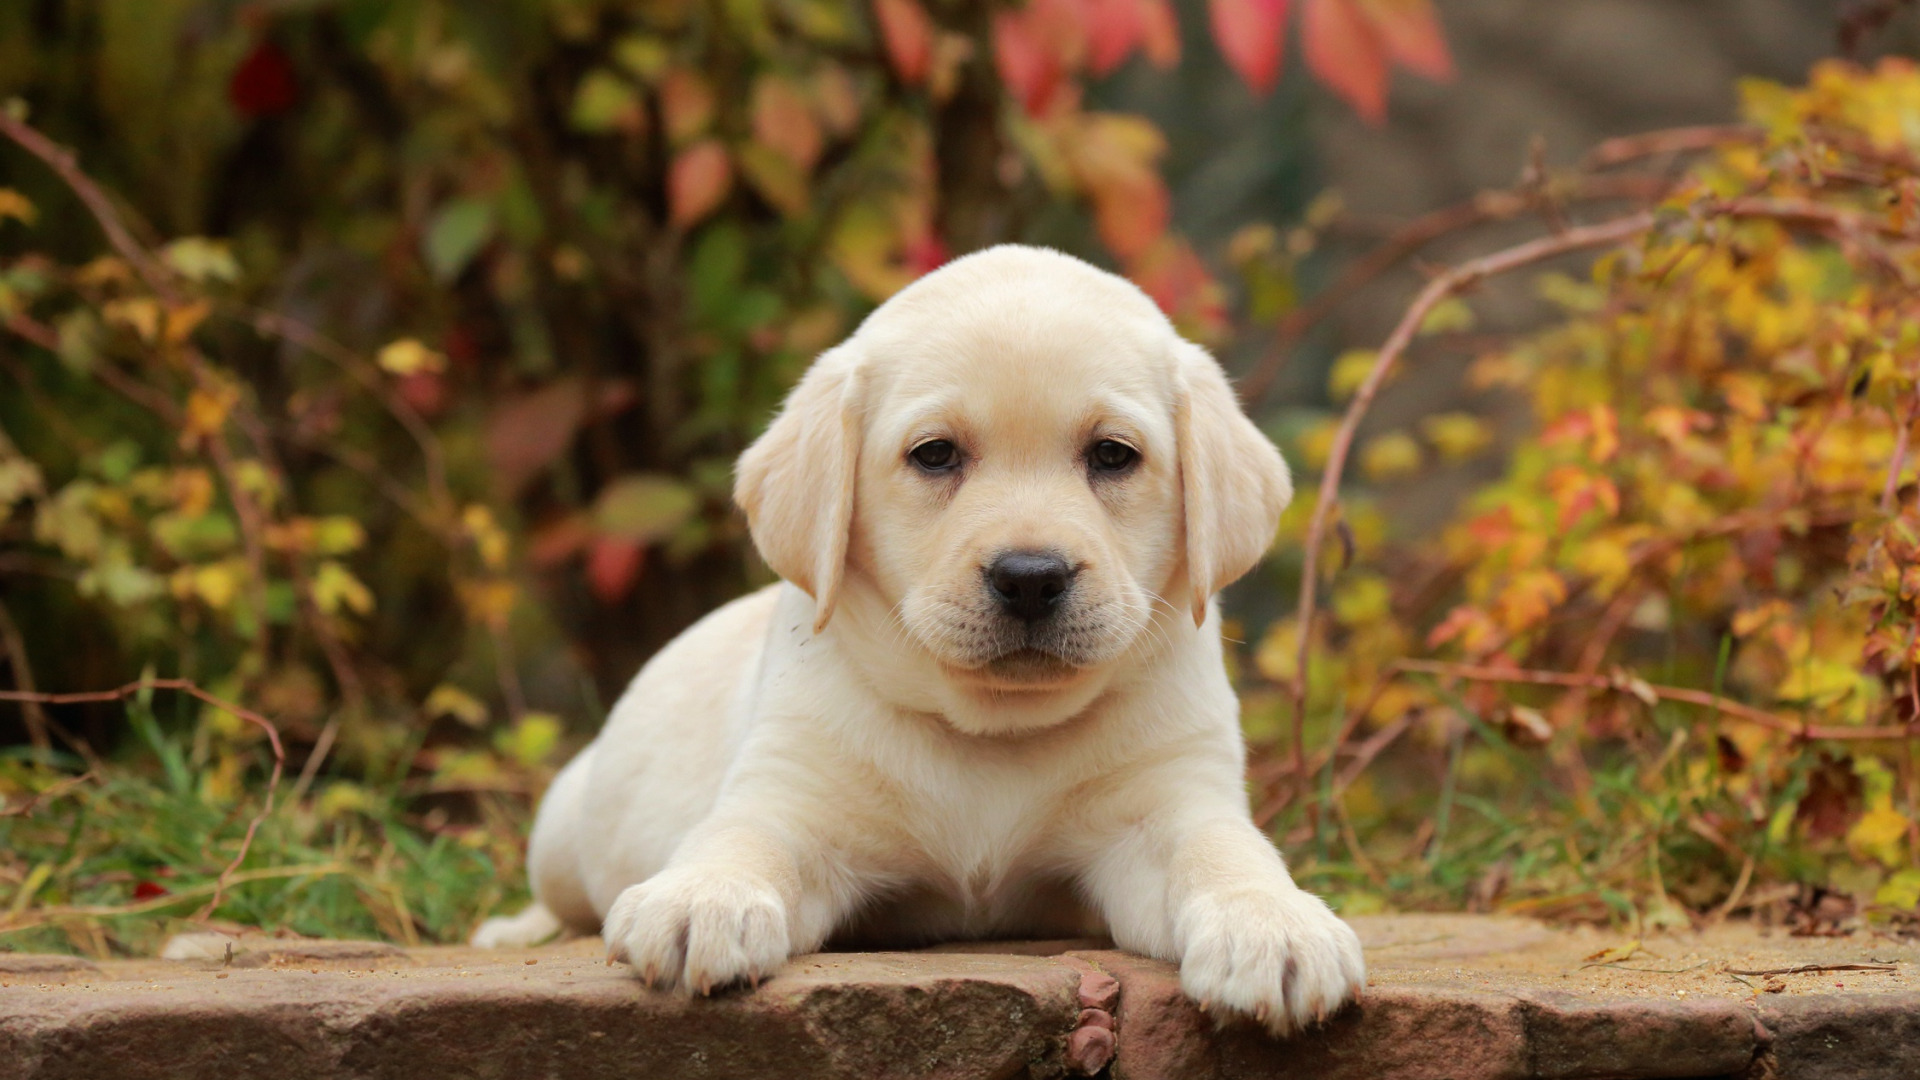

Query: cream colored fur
[{"left": 472, "top": 245, "right": 1365, "bottom": 1034}]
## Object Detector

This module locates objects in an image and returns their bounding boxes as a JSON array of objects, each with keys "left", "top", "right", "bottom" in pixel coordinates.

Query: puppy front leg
[
  {"left": 603, "top": 821, "right": 846, "bottom": 994},
  {"left": 1086, "top": 810, "right": 1366, "bottom": 1035}
]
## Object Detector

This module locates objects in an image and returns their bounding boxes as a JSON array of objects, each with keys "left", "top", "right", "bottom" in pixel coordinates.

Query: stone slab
[{"left": 2, "top": 916, "right": 1916, "bottom": 1079}]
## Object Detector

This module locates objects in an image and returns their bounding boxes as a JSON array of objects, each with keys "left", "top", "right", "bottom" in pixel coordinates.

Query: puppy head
[{"left": 735, "top": 246, "right": 1291, "bottom": 732}]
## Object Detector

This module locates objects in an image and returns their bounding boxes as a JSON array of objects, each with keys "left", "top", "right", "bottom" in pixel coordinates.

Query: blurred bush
[
  {"left": 0, "top": 0, "right": 1451, "bottom": 951},
  {"left": 1254, "top": 60, "right": 1920, "bottom": 932}
]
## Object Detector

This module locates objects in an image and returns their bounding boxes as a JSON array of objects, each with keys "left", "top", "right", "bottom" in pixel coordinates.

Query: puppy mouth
[{"left": 948, "top": 648, "right": 1087, "bottom": 691}]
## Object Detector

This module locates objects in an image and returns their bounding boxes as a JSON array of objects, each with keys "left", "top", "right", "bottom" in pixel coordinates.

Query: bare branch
[
  {"left": 1239, "top": 174, "right": 1671, "bottom": 406},
  {"left": 0, "top": 111, "right": 180, "bottom": 303},
  {"left": 0, "top": 679, "right": 286, "bottom": 917},
  {"left": 1392, "top": 659, "right": 1920, "bottom": 742},
  {"left": 1285, "top": 212, "right": 1659, "bottom": 782}
]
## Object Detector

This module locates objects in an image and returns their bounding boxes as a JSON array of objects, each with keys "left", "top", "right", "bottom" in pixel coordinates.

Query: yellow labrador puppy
[{"left": 474, "top": 244, "right": 1365, "bottom": 1033}]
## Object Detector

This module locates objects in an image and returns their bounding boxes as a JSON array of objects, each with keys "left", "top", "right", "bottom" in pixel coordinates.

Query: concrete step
[{"left": 2, "top": 915, "right": 1915, "bottom": 1079}]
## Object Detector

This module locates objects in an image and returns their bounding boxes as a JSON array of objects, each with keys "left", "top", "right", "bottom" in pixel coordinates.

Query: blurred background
[{"left": 2, "top": 0, "right": 1917, "bottom": 953}]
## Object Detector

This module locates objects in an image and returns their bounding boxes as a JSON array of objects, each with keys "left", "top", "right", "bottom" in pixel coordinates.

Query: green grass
[{"left": 0, "top": 700, "right": 532, "bottom": 957}]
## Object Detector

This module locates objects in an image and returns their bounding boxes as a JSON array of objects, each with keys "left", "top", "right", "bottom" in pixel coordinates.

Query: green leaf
[
  {"left": 423, "top": 198, "right": 496, "bottom": 282},
  {"left": 161, "top": 237, "right": 240, "bottom": 283},
  {"left": 55, "top": 310, "right": 102, "bottom": 373},
  {"left": 494, "top": 712, "right": 562, "bottom": 767},
  {"left": 569, "top": 68, "right": 641, "bottom": 133},
  {"left": 592, "top": 474, "right": 697, "bottom": 542},
  {"left": 688, "top": 224, "right": 747, "bottom": 324},
  {"left": 1418, "top": 296, "right": 1476, "bottom": 336}
]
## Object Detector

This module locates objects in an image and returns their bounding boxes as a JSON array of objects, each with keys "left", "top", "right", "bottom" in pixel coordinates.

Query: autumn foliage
[
  {"left": 0, "top": 1, "right": 1913, "bottom": 953},
  {"left": 1255, "top": 60, "right": 1920, "bottom": 925},
  {"left": 0, "top": 0, "right": 1450, "bottom": 951}
]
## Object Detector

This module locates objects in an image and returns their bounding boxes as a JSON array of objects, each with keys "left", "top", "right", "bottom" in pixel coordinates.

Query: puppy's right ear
[{"left": 734, "top": 347, "right": 864, "bottom": 632}]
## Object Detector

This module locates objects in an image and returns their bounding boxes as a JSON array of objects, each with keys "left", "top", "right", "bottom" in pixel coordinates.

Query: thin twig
[
  {"left": 0, "top": 111, "right": 180, "bottom": 303},
  {"left": 1240, "top": 174, "right": 1670, "bottom": 405},
  {"left": 1286, "top": 212, "right": 1660, "bottom": 782},
  {"left": 0, "top": 771, "right": 94, "bottom": 818},
  {"left": 0, "top": 864, "right": 346, "bottom": 933},
  {"left": 1725, "top": 962, "right": 1898, "bottom": 977},
  {"left": 0, "top": 597, "right": 51, "bottom": 754},
  {"left": 1710, "top": 852, "right": 1757, "bottom": 925},
  {"left": 1886, "top": 395, "right": 1917, "bottom": 514},
  {"left": 1391, "top": 659, "right": 1920, "bottom": 742},
  {"left": 1582, "top": 125, "right": 1761, "bottom": 170},
  {"left": 0, "top": 679, "right": 284, "bottom": 918},
  {"left": 245, "top": 308, "right": 453, "bottom": 515}
]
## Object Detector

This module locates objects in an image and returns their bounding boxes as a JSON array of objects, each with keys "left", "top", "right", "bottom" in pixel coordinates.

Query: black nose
[{"left": 986, "top": 551, "right": 1075, "bottom": 623}]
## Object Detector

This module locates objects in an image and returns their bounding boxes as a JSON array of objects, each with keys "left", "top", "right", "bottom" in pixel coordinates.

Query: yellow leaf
[
  {"left": 1418, "top": 296, "right": 1476, "bottom": 336},
  {"left": 316, "top": 782, "right": 377, "bottom": 822},
  {"left": 1328, "top": 349, "right": 1381, "bottom": 401},
  {"left": 1492, "top": 569, "right": 1567, "bottom": 633},
  {"left": 1361, "top": 431, "right": 1423, "bottom": 481},
  {"left": 0, "top": 188, "right": 36, "bottom": 226},
  {"left": 377, "top": 338, "right": 447, "bottom": 377},
  {"left": 1420, "top": 413, "right": 1493, "bottom": 461},
  {"left": 462, "top": 504, "right": 511, "bottom": 570},
  {"left": 1253, "top": 621, "right": 1300, "bottom": 683},
  {"left": 495, "top": 712, "right": 563, "bottom": 767},
  {"left": 313, "top": 560, "right": 375, "bottom": 617},
  {"left": 163, "top": 300, "right": 211, "bottom": 345},
  {"left": 1332, "top": 573, "right": 1392, "bottom": 625},
  {"left": 184, "top": 385, "right": 239, "bottom": 440},
  {"left": 1848, "top": 808, "right": 1910, "bottom": 869},
  {"left": 1877, "top": 868, "right": 1920, "bottom": 910},
  {"left": 104, "top": 297, "right": 162, "bottom": 342},
  {"left": 459, "top": 579, "right": 517, "bottom": 630},
  {"left": 190, "top": 561, "right": 242, "bottom": 611},
  {"left": 425, "top": 684, "right": 489, "bottom": 728},
  {"left": 1568, "top": 533, "right": 1633, "bottom": 594}
]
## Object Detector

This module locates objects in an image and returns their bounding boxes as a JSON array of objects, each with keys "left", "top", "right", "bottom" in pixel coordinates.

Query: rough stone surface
[
  {"left": 3, "top": 915, "right": 1917, "bottom": 1079},
  {"left": 1754, "top": 991, "right": 1920, "bottom": 1080},
  {"left": 0, "top": 957, "right": 94, "bottom": 976}
]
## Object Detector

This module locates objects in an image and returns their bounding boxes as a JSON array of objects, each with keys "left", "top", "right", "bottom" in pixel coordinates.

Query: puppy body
[{"left": 475, "top": 246, "right": 1365, "bottom": 1032}]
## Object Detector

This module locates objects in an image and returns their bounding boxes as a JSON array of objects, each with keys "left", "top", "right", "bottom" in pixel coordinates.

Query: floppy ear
[
  {"left": 734, "top": 347, "right": 864, "bottom": 632},
  {"left": 1175, "top": 342, "right": 1293, "bottom": 626}
]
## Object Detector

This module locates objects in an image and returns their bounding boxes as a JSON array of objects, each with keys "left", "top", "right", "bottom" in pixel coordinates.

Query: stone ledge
[{"left": 1, "top": 915, "right": 1915, "bottom": 1080}]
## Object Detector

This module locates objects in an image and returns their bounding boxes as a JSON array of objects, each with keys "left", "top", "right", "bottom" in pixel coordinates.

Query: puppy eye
[
  {"left": 1088, "top": 439, "right": 1139, "bottom": 473},
  {"left": 909, "top": 439, "right": 961, "bottom": 472}
]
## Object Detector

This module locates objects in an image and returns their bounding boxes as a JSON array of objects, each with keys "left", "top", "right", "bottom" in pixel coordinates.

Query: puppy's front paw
[
  {"left": 1176, "top": 887, "right": 1366, "bottom": 1036},
  {"left": 602, "top": 868, "right": 792, "bottom": 994}
]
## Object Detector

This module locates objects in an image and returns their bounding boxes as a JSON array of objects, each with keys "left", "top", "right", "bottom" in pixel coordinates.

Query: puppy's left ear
[
  {"left": 1175, "top": 342, "right": 1293, "bottom": 626},
  {"left": 734, "top": 346, "right": 865, "bottom": 632}
]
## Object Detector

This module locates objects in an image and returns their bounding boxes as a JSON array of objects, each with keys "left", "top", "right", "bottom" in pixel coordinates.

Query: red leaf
[
  {"left": 1137, "top": 0, "right": 1182, "bottom": 68},
  {"left": 1303, "top": 0, "right": 1390, "bottom": 124},
  {"left": 132, "top": 880, "right": 169, "bottom": 900},
  {"left": 751, "top": 75, "right": 823, "bottom": 172},
  {"left": 659, "top": 68, "right": 717, "bottom": 144},
  {"left": 668, "top": 140, "right": 733, "bottom": 228},
  {"left": 873, "top": 0, "right": 934, "bottom": 85},
  {"left": 1131, "top": 239, "right": 1227, "bottom": 339},
  {"left": 229, "top": 40, "right": 298, "bottom": 118},
  {"left": 528, "top": 515, "right": 593, "bottom": 568},
  {"left": 1360, "top": 0, "right": 1453, "bottom": 80},
  {"left": 486, "top": 377, "right": 637, "bottom": 496},
  {"left": 587, "top": 536, "right": 646, "bottom": 604},
  {"left": 1064, "top": 116, "right": 1169, "bottom": 259},
  {"left": 1209, "top": 0, "right": 1290, "bottom": 96},
  {"left": 993, "top": 9, "right": 1066, "bottom": 116},
  {"left": 396, "top": 371, "right": 446, "bottom": 417},
  {"left": 1085, "top": 0, "right": 1145, "bottom": 75},
  {"left": 903, "top": 228, "right": 950, "bottom": 278}
]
